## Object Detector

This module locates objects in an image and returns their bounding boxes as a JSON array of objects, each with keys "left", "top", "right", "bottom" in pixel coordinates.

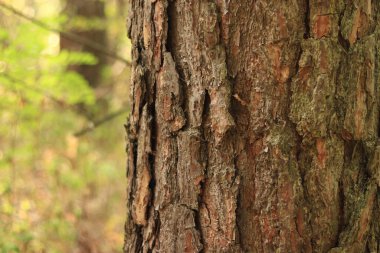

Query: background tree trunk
[
  {"left": 124, "top": 1, "right": 380, "bottom": 252},
  {"left": 60, "top": 0, "right": 107, "bottom": 89},
  {"left": 60, "top": 0, "right": 110, "bottom": 118}
]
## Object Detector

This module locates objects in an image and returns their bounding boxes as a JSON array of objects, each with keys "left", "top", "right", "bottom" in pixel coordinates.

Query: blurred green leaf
[{"left": 0, "top": 1, "right": 129, "bottom": 252}]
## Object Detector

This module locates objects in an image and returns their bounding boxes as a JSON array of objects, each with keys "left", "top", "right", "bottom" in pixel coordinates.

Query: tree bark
[{"left": 124, "top": 1, "right": 380, "bottom": 252}]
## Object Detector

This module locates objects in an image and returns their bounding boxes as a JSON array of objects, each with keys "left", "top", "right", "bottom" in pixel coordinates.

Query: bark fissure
[
  {"left": 196, "top": 88, "right": 211, "bottom": 253},
  {"left": 304, "top": 0, "right": 311, "bottom": 39}
]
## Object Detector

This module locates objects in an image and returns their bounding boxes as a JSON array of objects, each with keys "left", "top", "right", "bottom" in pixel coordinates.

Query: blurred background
[{"left": 0, "top": 0, "right": 131, "bottom": 252}]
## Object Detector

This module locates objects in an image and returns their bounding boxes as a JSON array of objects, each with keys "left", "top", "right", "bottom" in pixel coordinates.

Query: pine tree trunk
[{"left": 124, "top": 1, "right": 380, "bottom": 252}]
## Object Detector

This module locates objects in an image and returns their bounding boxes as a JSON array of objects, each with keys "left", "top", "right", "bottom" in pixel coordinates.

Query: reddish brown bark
[{"left": 125, "top": 1, "right": 380, "bottom": 252}]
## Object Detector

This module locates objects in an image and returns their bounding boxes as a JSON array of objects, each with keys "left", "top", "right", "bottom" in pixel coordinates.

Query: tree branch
[
  {"left": 74, "top": 108, "right": 128, "bottom": 137},
  {"left": 0, "top": 1, "right": 131, "bottom": 66},
  {"left": 2, "top": 73, "right": 129, "bottom": 137},
  {"left": 1, "top": 73, "right": 67, "bottom": 105}
]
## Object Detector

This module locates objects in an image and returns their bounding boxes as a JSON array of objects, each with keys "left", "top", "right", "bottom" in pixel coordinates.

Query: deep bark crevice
[
  {"left": 375, "top": 38, "right": 380, "bottom": 140},
  {"left": 165, "top": 0, "right": 175, "bottom": 55},
  {"left": 233, "top": 157, "right": 243, "bottom": 250},
  {"left": 135, "top": 225, "right": 144, "bottom": 253},
  {"left": 338, "top": 31, "right": 350, "bottom": 51},
  {"left": 304, "top": 0, "right": 310, "bottom": 39},
  {"left": 146, "top": 49, "right": 158, "bottom": 247},
  {"left": 196, "top": 88, "right": 211, "bottom": 252},
  {"left": 338, "top": 5, "right": 350, "bottom": 51},
  {"left": 336, "top": 179, "right": 345, "bottom": 246}
]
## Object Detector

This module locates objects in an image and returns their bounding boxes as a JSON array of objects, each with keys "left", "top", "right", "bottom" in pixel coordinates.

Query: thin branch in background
[
  {"left": 2, "top": 73, "right": 129, "bottom": 137},
  {"left": 1, "top": 73, "right": 67, "bottom": 105},
  {"left": 74, "top": 108, "right": 128, "bottom": 137},
  {"left": 0, "top": 1, "right": 131, "bottom": 66}
]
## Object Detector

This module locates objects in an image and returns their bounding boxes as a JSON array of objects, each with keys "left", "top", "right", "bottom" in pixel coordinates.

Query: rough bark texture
[{"left": 124, "top": 1, "right": 380, "bottom": 252}]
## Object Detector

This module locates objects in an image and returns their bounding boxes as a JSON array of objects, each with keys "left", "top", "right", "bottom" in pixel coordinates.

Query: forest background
[{"left": 0, "top": 0, "right": 130, "bottom": 252}]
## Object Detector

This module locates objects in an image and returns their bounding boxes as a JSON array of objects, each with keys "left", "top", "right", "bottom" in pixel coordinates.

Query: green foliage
[
  {"left": 0, "top": 0, "right": 130, "bottom": 252},
  {"left": 0, "top": 22, "right": 96, "bottom": 105},
  {"left": 66, "top": 16, "right": 107, "bottom": 31}
]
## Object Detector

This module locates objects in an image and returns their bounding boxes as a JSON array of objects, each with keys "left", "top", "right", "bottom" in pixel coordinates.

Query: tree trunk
[
  {"left": 60, "top": 0, "right": 107, "bottom": 88},
  {"left": 60, "top": 0, "right": 109, "bottom": 118},
  {"left": 124, "top": 1, "right": 380, "bottom": 252}
]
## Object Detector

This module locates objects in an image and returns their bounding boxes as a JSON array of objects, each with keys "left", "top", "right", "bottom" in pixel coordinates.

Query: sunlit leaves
[
  {"left": 53, "top": 49, "right": 98, "bottom": 65},
  {"left": 0, "top": 28, "right": 9, "bottom": 41},
  {"left": 66, "top": 16, "right": 107, "bottom": 31},
  {"left": 0, "top": 23, "right": 96, "bottom": 106},
  {"left": 39, "top": 71, "right": 95, "bottom": 105}
]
